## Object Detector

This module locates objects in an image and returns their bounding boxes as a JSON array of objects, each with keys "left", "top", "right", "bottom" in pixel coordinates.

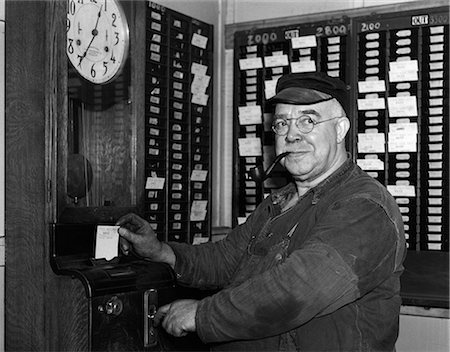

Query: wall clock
[{"left": 66, "top": 0, "right": 130, "bottom": 85}]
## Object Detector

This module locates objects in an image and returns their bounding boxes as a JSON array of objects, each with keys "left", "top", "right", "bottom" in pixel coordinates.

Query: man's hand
[
  {"left": 154, "top": 300, "right": 199, "bottom": 337},
  {"left": 116, "top": 213, "right": 175, "bottom": 267}
]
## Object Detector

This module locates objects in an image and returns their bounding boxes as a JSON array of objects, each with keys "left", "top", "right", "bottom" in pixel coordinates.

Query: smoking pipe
[{"left": 249, "top": 152, "right": 290, "bottom": 182}]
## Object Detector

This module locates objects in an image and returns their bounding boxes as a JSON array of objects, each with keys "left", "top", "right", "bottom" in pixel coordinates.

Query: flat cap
[{"left": 268, "top": 72, "right": 350, "bottom": 114}]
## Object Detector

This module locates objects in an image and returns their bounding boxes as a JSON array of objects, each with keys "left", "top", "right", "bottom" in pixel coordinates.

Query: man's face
[{"left": 273, "top": 99, "right": 347, "bottom": 184}]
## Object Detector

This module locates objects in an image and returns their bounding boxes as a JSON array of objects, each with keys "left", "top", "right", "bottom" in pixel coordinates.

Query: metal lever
[{"left": 144, "top": 289, "right": 158, "bottom": 347}]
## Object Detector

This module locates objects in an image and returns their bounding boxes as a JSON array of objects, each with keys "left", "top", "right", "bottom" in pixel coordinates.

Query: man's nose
[{"left": 285, "top": 120, "right": 304, "bottom": 142}]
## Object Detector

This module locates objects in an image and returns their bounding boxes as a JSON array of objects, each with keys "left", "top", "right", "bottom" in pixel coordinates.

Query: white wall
[
  {"left": 398, "top": 313, "right": 449, "bottom": 352},
  {"left": 226, "top": 0, "right": 419, "bottom": 23}
]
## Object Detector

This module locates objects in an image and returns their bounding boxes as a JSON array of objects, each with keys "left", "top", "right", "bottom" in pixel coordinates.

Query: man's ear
[{"left": 336, "top": 116, "right": 350, "bottom": 144}]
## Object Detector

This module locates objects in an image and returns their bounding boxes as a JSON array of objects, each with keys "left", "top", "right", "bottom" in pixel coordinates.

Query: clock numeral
[
  {"left": 90, "top": 64, "right": 97, "bottom": 78},
  {"left": 67, "top": 38, "right": 74, "bottom": 54},
  {"left": 104, "top": 0, "right": 107, "bottom": 12},
  {"left": 114, "top": 32, "right": 119, "bottom": 45},
  {"left": 112, "top": 12, "right": 117, "bottom": 27},
  {"left": 103, "top": 62, "right": 108, "bottom": 75},
  {"left": 90, "top": 0, "right": 98, "bottom": 3},
  {"left": 111, "top": 52, "right": 116, "bottom": 64},
  {"left": 77, "top": 21, "right": 82, "bottom": 35},
  {"left": 77, "top": 0, "right": 84, "bottom": 4},
  {"left": 77, "top": 54, "right": 84, "bottom": 67},
  {"left": 67, "top": 0, "right": 76, "bottom": 15},
  {"left": 66, "top": 18, "right": 71, "bottom": 32}
]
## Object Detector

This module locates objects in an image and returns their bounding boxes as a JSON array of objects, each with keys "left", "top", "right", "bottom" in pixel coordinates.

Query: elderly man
[{"left": 117, "top": 72, "right": 406, "bottom": 351}]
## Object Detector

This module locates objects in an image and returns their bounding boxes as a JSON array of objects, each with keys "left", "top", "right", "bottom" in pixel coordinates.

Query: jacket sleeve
[
  {"left": 195, "top": 196, "right": 403, "bottom": 343},
  {"left": 168, "top": 198, "right": 273, "bottom": 289}
]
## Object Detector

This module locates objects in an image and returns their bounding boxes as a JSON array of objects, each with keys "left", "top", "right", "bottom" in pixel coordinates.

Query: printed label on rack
[
  {"left": 145, "top": 176, "right": 165, "bottom": 189},
  {"left": 238, "top": 105, "right": 262, "bottom": 125},
  {"left": 95, "top": 225, "right": 119, "bottom": 261},
  {"left": 191, "top": 33, "right": 208, "bottom": 49},
  {"left": 238, "top": 137, "right": 262, "bottom": 156},
  {"left": 291, "top": 35, "right": 317, "bottom": 48},
  {"left": 239, "top": 57, "right": 263, "bottom": 70},
  {"left": 358, "top": 80, "right": 386, "bottom": 93},
  {"left": 387, "top": 96, "right": 417, "bottom": 117}
]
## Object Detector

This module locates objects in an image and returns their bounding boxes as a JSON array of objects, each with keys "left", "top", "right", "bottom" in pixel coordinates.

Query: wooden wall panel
[
  {"left": 5, "top": 1, "right": 47, "bottom": 350},
  {"left": 5, "top": 1, "right": 149, "bottom": 350},
  {"left": 5, "top": 1, "right": 89, "bottom": 350}
]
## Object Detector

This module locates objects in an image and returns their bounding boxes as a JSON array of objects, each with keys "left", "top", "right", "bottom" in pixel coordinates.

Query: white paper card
[
  {"left": 387, "top": 185, "right": 416, "bottom": 197},
  {"left": 290, "top": 60, "right": 316, "bottom": 73},
  {"left": 191, "top": 74, "right": 210, "bottom": 94},
  {"left": 239, "top": 57, "right": 263, "bottom": 70},
  {"left": 95, "top": 225, "right": 120, "bottom": 261},
  {"left": 190, "top": 200, "right": 208, "bottom": 221},
  {"left": 238, "top": 137, "right": 262, "bottom": 156},
  {"left": 358, "top": 80, "right": 386, "bottom": 93},
  {"left": 264, "top": 55, "right": 289, "bottom": 67},
  {"left": 357, "top": 158, "right": 385, "bottom": 170},
  {"left": 291, "top": 35, "right": 317, "bottom": 48},
  {"left": 191, "top": 33, "right": 208, "bottom": 49},
  {"left": 145, "top": 177, "right": 165, "bottom": 189},
  {"left": 191, "top": 62, "right": 208, "bottom": 76},
  {"left": 357, "top": 98, "right": 385, "bottom": 110},
  {"left": 388, "top": 133, "right": 417, "bottom": 152},
  {"left": 387, "top": 96, "right": 417, "bottom": 117},
  {"left": 389, "top": 122, "right": 418, "bottom": 134},
  {"left": 191, "top": 170, "right": 208, "bottom": 181},
  {"left": 357, "top": 133, "right": 385, "bottom": 153},
  {"left": 238, "top": 105, "right": 262, "bottom": 125},
  {"left": 192, "top": 93, "right": 209, "bottom": 106},
  {"left": 264, "top": 79, "right": 278, "bottom": 99}
]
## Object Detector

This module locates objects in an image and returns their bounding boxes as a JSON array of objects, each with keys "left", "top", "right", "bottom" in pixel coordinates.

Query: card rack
[
  {"left": 232, "top": 5, "right": 449, "bottom": 253},
  {"left": 145, "top": 1, "right": 213, "bottom": 243},
  {"left": 233, "top": 18, "right": 351, "bottom": 224},
  {"left": 354, "top": 8, "right": 449, "bottom": 251}
]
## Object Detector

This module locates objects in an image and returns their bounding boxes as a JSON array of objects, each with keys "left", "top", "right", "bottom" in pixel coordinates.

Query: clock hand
[{"left": 78, "top": 4, "right": 103, "bottom": 67}]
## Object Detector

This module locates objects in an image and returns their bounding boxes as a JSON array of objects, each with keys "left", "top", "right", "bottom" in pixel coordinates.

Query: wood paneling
[
  {"left": 5, "top": 1, "right": 47, "bottom": 349},
  {"left": 5, "top": 1, "right": 148, "bottom": 350}
]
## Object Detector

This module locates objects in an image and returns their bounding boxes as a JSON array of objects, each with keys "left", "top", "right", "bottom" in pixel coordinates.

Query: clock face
[{"left": 66, "top": 0, "right": 129, "bottom": 85}]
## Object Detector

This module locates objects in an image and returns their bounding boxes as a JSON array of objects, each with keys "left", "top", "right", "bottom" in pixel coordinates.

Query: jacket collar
[{"left": 271, "top": 157, "right": 354, "bottom": 208}]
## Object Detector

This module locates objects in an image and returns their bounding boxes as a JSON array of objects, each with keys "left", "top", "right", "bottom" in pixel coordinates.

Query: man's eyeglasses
[{"left": 271, "top": 115, "right": 343, "bottom": 135}]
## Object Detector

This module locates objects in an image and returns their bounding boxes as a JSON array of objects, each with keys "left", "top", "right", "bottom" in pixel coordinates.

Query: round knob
[{"left": 98, "top": 296, "right": 123, "bottom": 316}]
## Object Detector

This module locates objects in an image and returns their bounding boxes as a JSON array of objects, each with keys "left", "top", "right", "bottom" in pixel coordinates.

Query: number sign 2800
[{"left": 316, "top": 25, "right": 347, "bottom": 36}]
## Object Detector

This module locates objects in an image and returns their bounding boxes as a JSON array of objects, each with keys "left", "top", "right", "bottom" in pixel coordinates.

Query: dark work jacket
[{"left": 170, "top": 159, "right": 407, "bottom": 351}]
